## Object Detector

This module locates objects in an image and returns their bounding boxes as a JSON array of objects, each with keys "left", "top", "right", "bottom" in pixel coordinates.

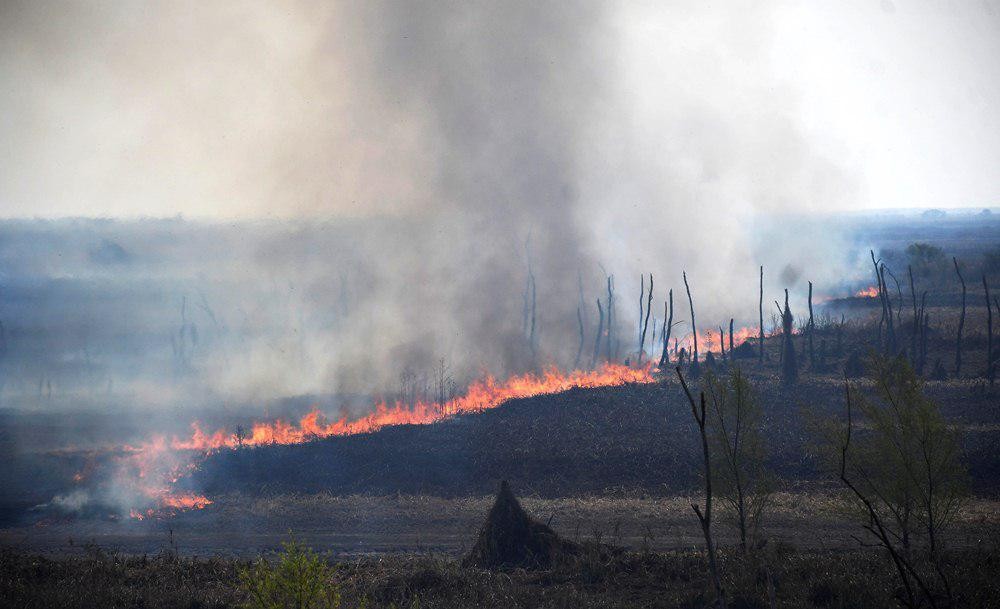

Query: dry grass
[
  {"left": 11, "top": 490, "right": 996, "bottom": 559},
  {"left": 4, "top": 540, "right": 1000, "bottom": 609}
]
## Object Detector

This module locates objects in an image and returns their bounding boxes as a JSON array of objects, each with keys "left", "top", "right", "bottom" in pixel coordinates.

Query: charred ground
[{"left": 186, "top": 371, "right": 1000, "bottom": 499}]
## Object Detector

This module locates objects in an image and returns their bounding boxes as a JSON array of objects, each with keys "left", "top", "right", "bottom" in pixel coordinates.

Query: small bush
[{"left": 240, "top": 540, "right": 340, "bottom": 609}]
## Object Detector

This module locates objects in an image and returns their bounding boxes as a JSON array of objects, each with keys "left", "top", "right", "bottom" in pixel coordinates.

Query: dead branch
[
  {"left": 677, "top": 367, "right": 727, "bottom": 608},
  {"left": 808, "top": 281, "right": 815, "bottom": 369},
  {"left": 639, "top": 274, "right": 653, "bottom": 365},
  {"left": 684, "top": 271, "right": 700, "bottom": 377},
  {"left": 659, "top": 290, "right": 674, "bottom": 368},
  {"left": 954, "top": 257, "right": 966, "bottom": 376},
  {"left": 759, "top": 265, "right": 765, "bottom": 363},
  {"left": 591, "top": 298, "right": 604, "bottom": 369},
  {"left": 985, "top": 275, "right": 994, "bottom": 385}
]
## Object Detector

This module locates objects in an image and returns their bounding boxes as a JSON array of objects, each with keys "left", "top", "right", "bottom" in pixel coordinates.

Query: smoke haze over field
[{"left": 1, "top": 1, "right": 999, "bottom": 412}]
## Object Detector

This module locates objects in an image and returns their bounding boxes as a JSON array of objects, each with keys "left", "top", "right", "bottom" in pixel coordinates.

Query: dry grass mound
[{"left": 463, "top": 481, "right": 579, "bottom": 570}]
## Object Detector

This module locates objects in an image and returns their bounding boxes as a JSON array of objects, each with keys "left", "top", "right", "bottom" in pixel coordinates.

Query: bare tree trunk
[
  {"left": 872, "top": 251, "right": 886, "bottom": 350},
  {"left": 729, "top": 318, "right": 735, "bottom": 358},
  {"left": 684, "top": 271, "right": 700, "bottom": 377},
  {"left": 921, "top": 311, "right": 929, "bottom": 376},
  {"left": 530, "top": 273, "right": 536, "bottom": 360},
  {"left": 606, "top": 276, "right": 615, "bottom": 363},
  {"left": 638, "top": 274, "right": 645, "bottom": 361},
  {"left": 985, "top": 275, "right": 994, "bottom": 386},
  {"left": 639, "top": 274, "right": 653, "bottom": 365},
  {"left": 574, "top": 305, "right": 585, "bottom": 370},
  {"left": 759, "top": 265, "right": 765, "bottom": 363},
  {"left": 954, "top": 257, "right": 966, "bottom": 376},
  {"left": 591, "top": 299, "right": 605, "bottom": 369},
  {"left": 677, "top": 368, "right": 727, "bottom": 608},
  {"left": 782, "top": 289, "right": 797, "bottom": 384},
  {"left": 882, "top": 264, "right": 897, "bottom": 354},
  {"left": 659, "top": 290, "right": 674, "bottom": 368},
  {"left": 719, "top": 325, "right": 726, "bottom": 362},
  {"left": 808, "top": 281, "right": 815, "bottom": 369},
  {"left": 909, "top": 265, "right": 919, "bottom": 365},
  {"left": 918, "top": 292, "right": 928, "bottom": 375},
  {"left": 994, "top": 295, "right": 1000, "bottom": 380}
]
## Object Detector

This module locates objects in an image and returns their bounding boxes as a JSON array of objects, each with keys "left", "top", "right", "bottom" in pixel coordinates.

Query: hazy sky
[{"left": 1, "top": 0, "right": 997, "bottom": 219}]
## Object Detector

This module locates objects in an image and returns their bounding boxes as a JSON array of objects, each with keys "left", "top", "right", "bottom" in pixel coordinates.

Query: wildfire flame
[
  {"left": 171, "top": 363, "right": 655, "bottom": 451},
  {"left": 83, "top": 286, "right": 863, "bottom": 521},
  {"left": 121, "top": 363, "right": 654, "bottom": 519},
  {"left": 855, "top": 285, "right": 879, "bottom": 298}
]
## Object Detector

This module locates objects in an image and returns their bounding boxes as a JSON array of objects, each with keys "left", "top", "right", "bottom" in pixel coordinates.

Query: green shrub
[{"left": 240, "top": 540, "right": 340, "bottom": 609}]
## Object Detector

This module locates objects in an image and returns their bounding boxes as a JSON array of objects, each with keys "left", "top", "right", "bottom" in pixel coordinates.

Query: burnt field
[
  {"left": 182, "top": 373, "right": 1000, "bottom": 499},
  {"left": 3, "top": 366, "right": 1000, "bottom": 608},
  {"left": 4, "top": 368, "right": 1000, "bottom": 552},
  {"left": 3, "top": 214, "right": 1000, "bottom": 608}
]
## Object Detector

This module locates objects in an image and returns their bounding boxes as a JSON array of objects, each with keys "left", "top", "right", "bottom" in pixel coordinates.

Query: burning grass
[{"left": 42, "top": 364, "right": 657, "bottom": 522}]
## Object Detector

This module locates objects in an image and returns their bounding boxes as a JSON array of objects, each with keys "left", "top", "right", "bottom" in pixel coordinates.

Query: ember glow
[
  {"left": 121, "top": 363, "right": 655, "bottom": 518},
  {"left": 855, "top": 285, "right": 879, "bottom": 298}
]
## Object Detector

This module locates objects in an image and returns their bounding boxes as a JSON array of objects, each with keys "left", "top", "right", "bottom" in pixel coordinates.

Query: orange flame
[
  {"left": 855, "top": 285, "right": 879, "bottom": 298},
  {"left": 170, "top": 363, "right": 655, "bottom": 451},
  {"left": 122, "top": 363, "right": 654, "bottom": 519},
  {"left": 669, "top": 324, "right": 766, "bottom": 357}
]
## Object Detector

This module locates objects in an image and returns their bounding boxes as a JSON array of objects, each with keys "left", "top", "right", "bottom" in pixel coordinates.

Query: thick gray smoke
[{"left": 2, "top": 1, "right": 995, "bottom": 422}]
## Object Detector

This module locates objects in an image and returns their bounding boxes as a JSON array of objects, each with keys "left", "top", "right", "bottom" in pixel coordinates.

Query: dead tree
[
  {"left": 729, "top": 318, "right": 734, "bottom": 358},
  {"left": 920, "top": 310, "right": 929, "bottom": 376},
  {"left": 954, "top": 257, "right": 966, "bottom": 376},
  {"left": 639, "top": 274, "right": 653, "bottom": 365},
  {"left": 886, "top": 266, "right": 904, "bottom": 326},
  {"left": 659, "top": 290, "right": 674, "bottom": 368},
  {"left": 521, "top": 248, "right": 537, "bottom": 365},
  {"left": 994, "top": 295, "right": 1000, "bottom": 381},
  {"left": 918, "top": 292, "right": 928, "bottom": 375},
  {"left": 677, "top": 367, "right": 727, "bottom": 608},
  {"left": 574, "top": 305, "right": 585, "bottom": 371},
  {"left": 871, "top": 251, "right": 886, "bottom": 349},
  {"left": 574, "top": 272, "right": 587, "bottom": 370},
  {"left": 591, "top": 298, "right": 604, "bottom": 369},
  {"left": 605, "top": 276, "right": 615, "bottom": 363},
  {"left": 882, "top": 264, "right": 898, "bottom": 354},
  {"left": 638, "top": 274, "right": 645, "bottom": 359},
  {"left": 529, "top": 273, "right": 537, "bottom": 363},
  {"left": 719, "top": 325, "right": 726, "bottom": 362},
  {"left": 684, "top": 271, "right": 700, "bottom": 377},
  {"left": 233, "top": 425, "right": 248, "bottom": 448},
  {"left": 781, "top": 289, "right": 797, "bottom": 384},
  {"left": 521, "top": 241, "right": 533, "bottom": 337},
  {"left": 908, "top": 265, "right": 919, "bottom": 365},
  {"left": 759, "top": 265, "right": 765, "bottom": 363},
  {"left": 871, "top": 251, "right": 897, "bottom": 354},
  {"left": 985, "top": 275, "right": 994, "bottom": 386},
  {"left": 807, "top": 281, "right": 816, "bottom": 368}
]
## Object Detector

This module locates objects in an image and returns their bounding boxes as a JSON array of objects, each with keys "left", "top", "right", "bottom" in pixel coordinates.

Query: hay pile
[{"left": 463, "top": 481, "right": 579, "bottom": 570}]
